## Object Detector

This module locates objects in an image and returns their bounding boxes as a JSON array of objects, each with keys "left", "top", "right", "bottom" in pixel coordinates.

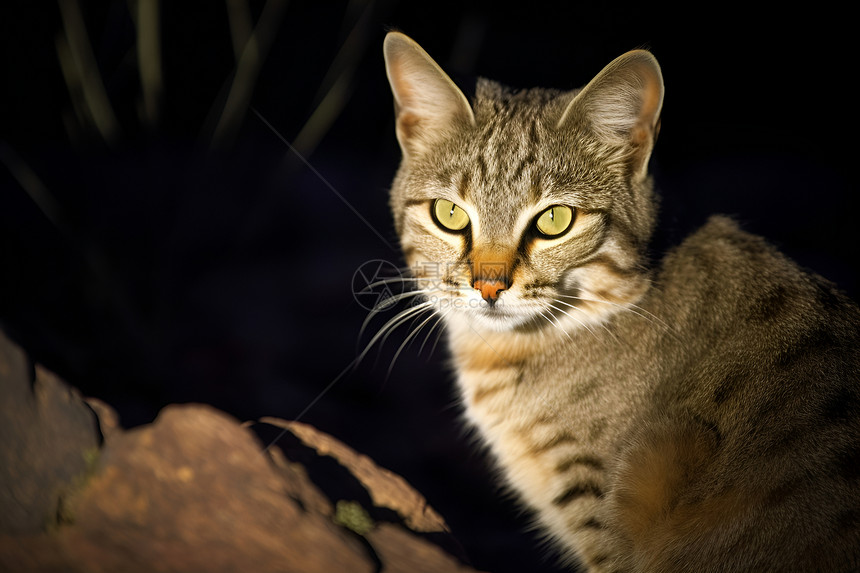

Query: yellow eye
[
  {"left": 535, "top": 205, "right": 574, "bottom": 237},
  {"left": 432, "top": 199, "right": 470, "bottom": 231}
]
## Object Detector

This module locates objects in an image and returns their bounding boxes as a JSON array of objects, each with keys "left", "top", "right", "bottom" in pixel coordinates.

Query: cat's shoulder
[
  {"left": 672, "top": 215, "right": 786, "bottom": 268},
  {"left": 656, "top": 214, "right": 860, "bottom": 326},
  {"left": 663, "top": 214, "right": 819, "bottom": 287}
]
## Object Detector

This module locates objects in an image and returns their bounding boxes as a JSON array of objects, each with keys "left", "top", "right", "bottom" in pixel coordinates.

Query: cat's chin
[
  {"left": 446, "top": 300, "right": 549, "bottom": 333},
  {"left": 449, "top": 296, "right": 616, "bottom": 336},
  {"left": 464, "top": 307, "right": 531, "bottom": 332},
  {"left": 435, "top": 291, "right": 609, "bottom": 334},
  {"left": 429, "top": 295, "right": 521, "bottom": 333}
]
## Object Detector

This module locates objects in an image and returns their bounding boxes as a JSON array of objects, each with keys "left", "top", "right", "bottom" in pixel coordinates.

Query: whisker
[
  {"left": 546, "top": 302, "right": 598, "bottom": 342},
  {"left": 551, "top": 298, "right": 618, "bottom": 342},
  {"left": 361, "top": 298, "right": 429, "bottom": 342},
  {"left": 537, "top": 307, "right": 573, "bottom": 342},
  {"left": 419, "top": 308, "right": 448, "bottom": 357},
  {"left": 359, "top": 276, "right": 418, "bottom": 291},
  {"left": 556, "top": 293, "right": 671, "bottom": 332},
  {"left": 358, "top": 289, "right": 429, "bottom": 341},
  {"left": 388, "top": 308, "right": 439, "bottom": 376},
  {"left": 357, "top": 301, "right": 435, "bottom": 364},
  {"left": 427, "top": 308, "right": 452, "bottom": 358}
]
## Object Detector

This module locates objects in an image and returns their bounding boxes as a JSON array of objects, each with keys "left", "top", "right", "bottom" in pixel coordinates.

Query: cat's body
[{"left": 383, "top": 32, "right": 860, "bottom": 572}]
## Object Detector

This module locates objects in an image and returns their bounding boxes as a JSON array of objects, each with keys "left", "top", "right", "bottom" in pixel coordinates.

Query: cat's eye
[
  {"left": 535, "top": 205, "right": 574, "bottom": 237},
  {"left": 432, "top": 199, "right": 470, "bottom": 231}
]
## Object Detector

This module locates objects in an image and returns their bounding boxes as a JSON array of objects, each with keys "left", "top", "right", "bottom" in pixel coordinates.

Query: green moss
[
  {"left": 46, "top": 446, "right": 102, "bottom": 531},
  {"left": 333, "top": 500, "right": 374, "bottom": 536},
  {"left": 82, "top": 446, "right": 100, "bottom": 476}
]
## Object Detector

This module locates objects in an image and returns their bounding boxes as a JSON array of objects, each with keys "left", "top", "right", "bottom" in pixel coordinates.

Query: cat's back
[
  {"left": 650, "top": 214, "right": 860, "bottom": 382},
  {"left": 612, "top": 215, "right": 860, "bottom": 572}
]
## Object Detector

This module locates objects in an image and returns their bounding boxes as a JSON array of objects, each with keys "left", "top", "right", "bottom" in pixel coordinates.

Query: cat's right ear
[
  {"left": 383, "top": 32, "right": 475, "bottom": 157},
  {"left": 559, "top": 50, "right": 664, "bottom": 178}
]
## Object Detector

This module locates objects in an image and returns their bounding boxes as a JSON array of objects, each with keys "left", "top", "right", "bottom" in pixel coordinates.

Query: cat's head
[{"left": 383, "top": 32, "right": 663, "bottom": 334}]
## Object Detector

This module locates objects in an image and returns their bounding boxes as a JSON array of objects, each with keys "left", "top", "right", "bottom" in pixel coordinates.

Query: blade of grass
[
  {"left": 136, "top": 0, "right": 163, "bottom": 128},
  {"left": 56, "top": 0, "right": 120, "bottom": 143},
  {"left": 210, "top": 0, "right": 289, "bottom": 147}
]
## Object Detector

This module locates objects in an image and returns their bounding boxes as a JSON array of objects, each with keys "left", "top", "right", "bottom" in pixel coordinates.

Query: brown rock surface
[
  {"left": 0, "top": 331, "right": 101, "bottom": 535},
  {"left": 0, "top": 329, "right": 486, "bottom": 573}
]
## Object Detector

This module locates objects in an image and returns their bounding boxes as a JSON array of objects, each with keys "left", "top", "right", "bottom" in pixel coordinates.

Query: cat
[{"left": 381, "top": 31, "right": 860, "bottom": 573}]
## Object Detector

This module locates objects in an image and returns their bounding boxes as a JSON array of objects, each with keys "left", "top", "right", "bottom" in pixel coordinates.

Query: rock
[
  {"left": 260, "top": 418, "right": 481, "bottom": 572},
  {"left": 260, "top": 417, "right": 450, "bottom": 533},
  {"left": 0, "top": 329, "right": 487, "bottom": 572},
  {"left": 0, "top": 329, "right": 101, "bottom": 535},
  {"left": 57, "top": 404, "right": 375, "bottom": 573}
]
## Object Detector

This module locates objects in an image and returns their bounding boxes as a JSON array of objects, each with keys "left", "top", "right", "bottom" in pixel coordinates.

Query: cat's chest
[
  {"left": 454, "top": 349, "right": 637, "bottom": 438},
  {"left": 447, "top": 321, "right": 647, "bottom": 498},
  {"left": 448, "top": 317, "right": 641, "bottom": 413}
]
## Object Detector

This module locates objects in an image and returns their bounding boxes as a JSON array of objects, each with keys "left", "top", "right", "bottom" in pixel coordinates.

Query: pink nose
[{"left": 474, "top": 279, "right": 506, "bottom": 303}]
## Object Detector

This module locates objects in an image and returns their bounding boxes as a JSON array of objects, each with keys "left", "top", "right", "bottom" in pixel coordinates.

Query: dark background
[{"left": 1, "top": 3, "right": 856, "bottom": 572}]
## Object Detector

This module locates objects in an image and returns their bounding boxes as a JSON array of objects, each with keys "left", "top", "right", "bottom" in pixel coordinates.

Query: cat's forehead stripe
[{"left": 457, "top": 170, "right": 471, "bottom": 201}]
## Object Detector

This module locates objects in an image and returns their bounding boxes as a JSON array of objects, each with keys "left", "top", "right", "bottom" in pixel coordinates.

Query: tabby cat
[{"left": 381, "top": 32, "right": 860, "bottom": 572}]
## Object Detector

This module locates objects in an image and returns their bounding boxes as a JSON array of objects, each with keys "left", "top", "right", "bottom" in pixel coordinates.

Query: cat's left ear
[
  {"left": 383, "top": 32, "right": 475, "bottom": 158},
  {"left": 559, "top": 50, "right": 664, "bottom": 177}
]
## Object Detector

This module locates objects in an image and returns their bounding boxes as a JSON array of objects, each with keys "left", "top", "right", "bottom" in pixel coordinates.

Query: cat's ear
[
  {"left": 559, "top": 50, "right": 664, "bottom": 176},
  {"left": 383, "top": 32, "right": 475, "bottom": 157}
]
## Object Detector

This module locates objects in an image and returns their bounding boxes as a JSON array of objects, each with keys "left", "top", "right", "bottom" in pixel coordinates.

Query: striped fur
[{"left": 383, "top": 32, "right": 860, "bottom": 572}]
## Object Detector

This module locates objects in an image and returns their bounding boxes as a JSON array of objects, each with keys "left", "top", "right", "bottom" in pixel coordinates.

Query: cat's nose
[{"left": 474, "top": 279, "right": 507, "bottom": 305}]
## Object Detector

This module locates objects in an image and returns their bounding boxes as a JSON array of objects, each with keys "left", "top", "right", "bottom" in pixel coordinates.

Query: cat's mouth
[
  {"left": 427, "top": 276, "right": 610, "bottom": 335},
  {"left": 418, "top": 272, "right": 609, "bottom": 334},
  {"left": 433, "top": 287, "right": 562, "bottom": 332}
]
